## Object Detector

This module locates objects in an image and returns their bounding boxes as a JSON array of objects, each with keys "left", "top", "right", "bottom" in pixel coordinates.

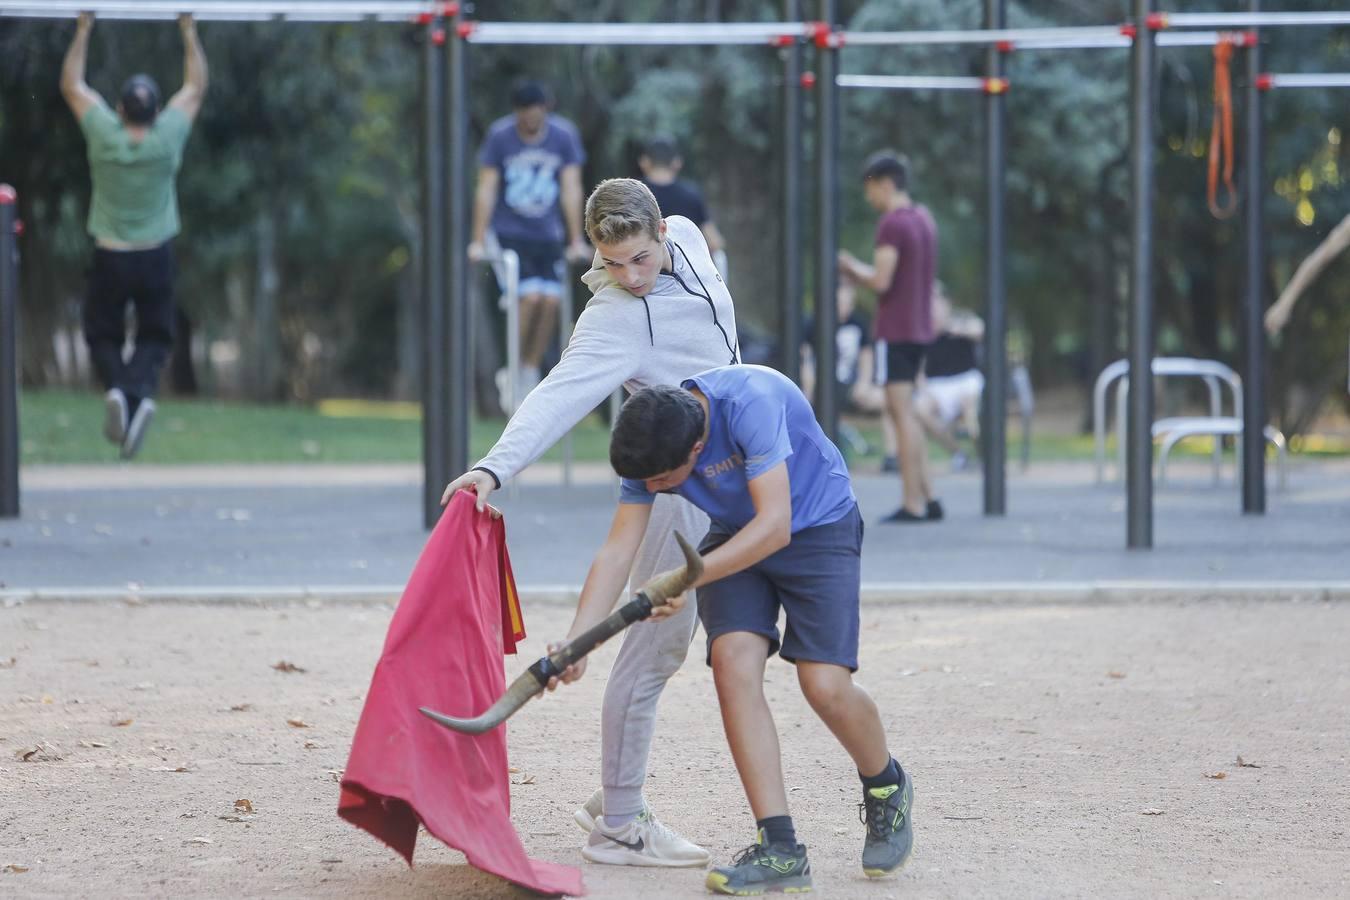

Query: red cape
[{"left": 338, "top": 490, "right": 584, "bottom": 896}]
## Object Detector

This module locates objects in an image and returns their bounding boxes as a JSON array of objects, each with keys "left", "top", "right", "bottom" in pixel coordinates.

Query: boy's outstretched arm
[
  {"left": 544, "top": 501, "right": 653, "bottom": 689},
  {"left": 693, "top": 462, "right": 792, "bottom": 588}
]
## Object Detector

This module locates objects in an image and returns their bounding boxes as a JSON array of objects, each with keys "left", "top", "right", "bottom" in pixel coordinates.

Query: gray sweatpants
[{"left": 600, "top": 492, "right": 709, "bottom": 818}]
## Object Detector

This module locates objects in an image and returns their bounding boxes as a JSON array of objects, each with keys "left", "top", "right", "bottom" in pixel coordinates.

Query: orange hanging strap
[{"left": 1208, "top": 37, "right": 1238, "bottom": 219}]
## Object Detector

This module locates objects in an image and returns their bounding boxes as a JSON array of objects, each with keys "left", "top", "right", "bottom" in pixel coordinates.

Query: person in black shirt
[
  {"left": 915, "top": 290, "right": 984, "bottom": 470},
  {"left": 639, "top": 136, "right": 725, "bottom": 257},
  {"left": 801, "top": 279, "right": 898, "bottom": 462}
]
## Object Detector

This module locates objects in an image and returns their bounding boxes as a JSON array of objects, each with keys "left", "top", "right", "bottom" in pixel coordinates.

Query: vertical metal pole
[
  {"left": 982, "top": 0, "right": 1007, "bottom": 516},
  {"left": 0, "top": 185, "right": 18, "bottom": 519},
  {"left": 1241, "top": 1, "right": 1267, "bottom": 514},
  {"left": 446, "top": 7, "right": 471, "bottom": 499},
  {"left": 420, "top": 18, "right": 448, "bottom": 528},
  {"left": 780, "top": 0, "right": 803, "bottom": 384},
  {"left": 813, "top": 0, "right": 839, "bottom": 444},
  {"left": 1126, "top": 0, "right": 1155, "bottom": 548}
]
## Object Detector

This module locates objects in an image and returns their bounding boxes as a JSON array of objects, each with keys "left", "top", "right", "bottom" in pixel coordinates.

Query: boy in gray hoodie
[{"left": 442, "top": 177, "right": 738, "bottom": 866}]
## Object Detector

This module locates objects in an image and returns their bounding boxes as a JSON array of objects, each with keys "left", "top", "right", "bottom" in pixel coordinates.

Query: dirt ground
[{"left": 2, "top": 597, "right": 1348, "bottom": 899}]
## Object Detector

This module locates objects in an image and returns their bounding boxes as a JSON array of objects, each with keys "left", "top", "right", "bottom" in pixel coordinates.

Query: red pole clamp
[
  {"left": 456, "top": 21, "right": 475, "bottom": 38},
  {"left": 12, "top": 220, "right": 23, "bottom": 237},
  {"left": 1145, "top": 12, "right": 1169, "bottom": 31},
  {"left": 983, "top": 77, "right": 1010, "bottom": 95},
  {"left": 1255, "top": 74, "right": 1273, "bottom": 91},
  {"left": 996, "top": 40, "right": 1015, "bottom": 53},
  {"left": 770, "top": 34, "right": 795, "bottom": 48},
  {"left": 439, "top": 2, "right": 458, "bottom": 15},
  {"left": 0, "top": 185, "right": 15, "bottom": 205},
  {"left": 416, "top": 12, "right": 433, "bottom": 25},
  {"left": 800, "top": 71, "right": 817, "bottom": 89},
  {"left": 1238, "top": 30, "right": 1258, "bottom": 48},
  {"left": 431, "top": 27, "right": 446, "bottom": 45},
  {"left": 809, "top": 21, "right": 840, "bottom": 49},
  {"left": 1119, "top": 24, "right": 1138, "bottom": 39}
]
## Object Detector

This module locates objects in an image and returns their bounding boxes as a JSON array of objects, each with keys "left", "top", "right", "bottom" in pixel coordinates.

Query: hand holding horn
[{"left": 420, "top": 531, "right": 703, "bottom": 736}]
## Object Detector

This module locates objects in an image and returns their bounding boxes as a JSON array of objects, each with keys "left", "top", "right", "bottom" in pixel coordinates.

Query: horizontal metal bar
[
  {"left": 0, "top": 0, "right": 435, "bottom": 22},
  {"left": 838, "top": 74, "right": 989, "bottom": 91},
  {"left": 1011, "top": 30, "right": 1239, "bottom": 51},
  {"left": 841, "top": 25, "right": 1124, "bottom": 46},
  {"left": 1263, "top": 73, "right": 1350, "bottom": 90},
  {"left": 1161, "top": 11, "right": 1350, "bottom": 29},
  {"left": 466, "top": 21, "right": 811, "bottom": 45}
]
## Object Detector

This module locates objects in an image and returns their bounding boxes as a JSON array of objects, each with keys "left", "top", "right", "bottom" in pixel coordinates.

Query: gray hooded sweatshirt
[{"left": 475, "top": 215, "right": 740, "bottom": 485}]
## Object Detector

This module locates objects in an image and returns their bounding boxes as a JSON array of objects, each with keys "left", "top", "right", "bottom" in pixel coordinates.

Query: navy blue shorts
[
  {"left": 496, "top": 235, "right": 564, "bottom": 298},
  {"left": 880, "top": 341, "right": 929, "bottom": 384},
  {"left": 697, "top": 504, "right": 863, "bottom": 671}
]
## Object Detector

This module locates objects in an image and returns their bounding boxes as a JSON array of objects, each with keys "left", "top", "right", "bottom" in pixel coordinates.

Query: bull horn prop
[{"left": 420, "top": 531, "right": 703, "bottom": 735}]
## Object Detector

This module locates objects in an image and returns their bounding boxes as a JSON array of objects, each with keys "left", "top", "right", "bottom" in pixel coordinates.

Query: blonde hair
[{"left": 585, "top": 178, "right": 663, "bottom": 246}]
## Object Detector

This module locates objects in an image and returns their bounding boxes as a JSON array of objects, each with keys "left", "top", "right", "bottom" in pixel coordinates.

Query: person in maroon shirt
[{"left": 839, "top": 152, "right": 942, "bottom": 523}]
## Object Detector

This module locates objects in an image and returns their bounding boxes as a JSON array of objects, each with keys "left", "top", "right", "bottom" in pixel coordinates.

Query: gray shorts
[{"left": 697, "top": 504, "right": 863, "bottom": 671}]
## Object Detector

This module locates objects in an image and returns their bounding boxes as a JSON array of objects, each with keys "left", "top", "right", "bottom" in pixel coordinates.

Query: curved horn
[
  {"left": 419, "top": 666, "right": 545, "bottom": 735},
  {"left": 421, "top": 531, "right": 704, "bottom": 736},
  {"left": 635, "top": 531, "right": 703, "bottom": 606}
]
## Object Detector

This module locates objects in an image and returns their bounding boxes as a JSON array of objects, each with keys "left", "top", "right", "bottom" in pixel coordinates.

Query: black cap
[
  {"left": 510, "top": 79, "right": 549, "bottom": 109},
  {"left": 643, "top": 136, "right": 680, "bottom": 166},
  {"left": 119, "top": 74, "right": 161, "bottom": 126},
  {"left": 862, "top": 151, "right": 910, "bottom": 190}
]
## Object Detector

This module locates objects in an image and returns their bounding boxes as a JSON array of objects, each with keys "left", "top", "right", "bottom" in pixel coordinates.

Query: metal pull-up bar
[
  {"left": 1155, "top": 11, "right": 1350, "bottom": 29},
  {"left": 837, "top": 74, "right": 1007, "bottom": 93},
  {"left": 0, "top": 0, "right": 441, "bottom": 22},
  {"left": 463, "top": 21, "right": 812, "bottom": 46},
  {"left": 1258, "top": 73, "right": 1350, "bottom": 90}
]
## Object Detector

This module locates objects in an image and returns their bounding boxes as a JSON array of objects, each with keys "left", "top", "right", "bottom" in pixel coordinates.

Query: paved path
[{"left": 3, "top": 459, "right": 1347, "bottom": 602}]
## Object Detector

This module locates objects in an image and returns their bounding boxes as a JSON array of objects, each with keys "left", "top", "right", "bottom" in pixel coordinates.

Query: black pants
[{"left": 82, "top": 243, "right": 176, "bottom": 405}]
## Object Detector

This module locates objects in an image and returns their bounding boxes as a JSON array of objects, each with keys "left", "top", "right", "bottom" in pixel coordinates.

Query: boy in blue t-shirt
[{"left": 550, "top": 364, "right": 914, "bottom": 894}]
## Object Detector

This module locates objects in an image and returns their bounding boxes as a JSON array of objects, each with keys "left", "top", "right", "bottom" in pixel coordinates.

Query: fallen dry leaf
[
  {"left": 1236, "top": 755, "right": 1261, "bottom": 768},
  {"left": 227, "top": 703, "right": 252, "bottom": 712},
  {"left": 153, "top": 765, "right": 189, "bottom": 773},
  {"left": 508, "top": 766, "right": 520, "bottom": 774},
  {"left": 1107, "top": 671, "right": 1127, "bottom": 679},
  {"left": 234, "top": 799, "right": 254, "bottom": 813},
  {"left": 3, "top": 863, "right": 30, "bottom": 873},
  {"left": 185, "top": 837, "right": 213, "bottom": 845},
  {"left": 40, "top": 695, "right": 54, "bottom": 704},
  {"left": 320, "top": 858, "right": 342, "bottom": 864},
  {"left": 303, "top": 740, "right": 321, "bottom": 750},
  {"left": 0, "top": 657, "right": 15, "bottom": 669},
  {"left": 1141, "top": 808, "right": 1165, "bottom": 816},
  {"left": 79, "top": 740, "right": 109, "bottom": 749},
  {"left": 327, "top": 769, "right": 344, "bottom": 783},
  {"left": 111, "top": 718, "right": 133, "bottom": 727},
  {"left": 286, "top": 718, "right": 311, "bottom": 729},
  {"left": 272, "top": 661, "right": 306, "bottom": 674},
  {"left": 1205, "top": 772, "right": 1227, "bottom": 780},
  {"left": 16, "top": 743, "right": 64, "bottom": 762}
]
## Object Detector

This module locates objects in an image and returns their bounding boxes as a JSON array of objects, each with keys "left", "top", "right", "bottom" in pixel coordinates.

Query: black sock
[
  {"left": 860, "top": 757, "right": 902, "bottom": 791},
  {"left": 756, "top": 815, "right": 796, "bottom": 848}
]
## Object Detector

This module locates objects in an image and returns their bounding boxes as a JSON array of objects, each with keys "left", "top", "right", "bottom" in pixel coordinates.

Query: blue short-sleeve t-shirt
[
  {"left": 620, "top": 365, "right": 856, "bottom": 533},
  {"left": 478, "top": 114, "right": 585, "bottom": 244}
]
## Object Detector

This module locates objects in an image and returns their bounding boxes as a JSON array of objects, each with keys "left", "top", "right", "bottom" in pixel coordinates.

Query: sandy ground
[{"left": 2, "top": 597, "right": 1348, "bottom": 899}]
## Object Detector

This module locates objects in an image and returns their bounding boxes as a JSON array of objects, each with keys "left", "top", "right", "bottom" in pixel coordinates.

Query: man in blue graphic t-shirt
[
  {"left": 470, "top": 80, "right": 589, "bottom": 407},
  {"left": 542, "top": 364, "right": 916, "bottom": 895}
]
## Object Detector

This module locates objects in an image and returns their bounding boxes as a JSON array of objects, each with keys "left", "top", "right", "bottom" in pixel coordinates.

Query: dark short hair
[
  {"left": 862, "top": 151, "right": 909, "bottom": 190},
  {"left": 643, "top": 136, "right": 680, "bottom": 166},
  {"left": 610, "top": 385, "right": 706, "bottom": 480},
  {"left": 510, "top": 79, "right": 550, "bottom": 109},
  {"left": 119, "top": 74, "right": 161, "bottom": 126}
]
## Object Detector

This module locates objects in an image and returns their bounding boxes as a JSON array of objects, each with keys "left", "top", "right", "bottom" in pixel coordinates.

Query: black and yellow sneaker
[
  {"left": 859, "top": 771, "right": 914, "bottom": 877},
  {"left": 705, "top": 831, "right": 812, "bottom": 895}
]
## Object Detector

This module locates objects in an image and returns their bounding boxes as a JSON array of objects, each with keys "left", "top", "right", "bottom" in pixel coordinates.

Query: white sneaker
[
  {"left": 103, "top": 388, "right": 128, "bottom": 445},
  {"left": 581, "top": 810, "right": 709, "bottom": 868},
  {"left": 120, "top": 398, "right": 155, "bottom": 460},
  {"left": 573, "top": 788, "right": 605, "bottom": 833}
]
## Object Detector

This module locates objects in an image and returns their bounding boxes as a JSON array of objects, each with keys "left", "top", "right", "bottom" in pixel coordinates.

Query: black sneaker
[
  {"left": 859, "top": 771, "right": 914, "bottom": 877},
  {"left": 120, "top": 398, "right": 156, "bottom": 460},
  {"left": 706, "top": 834, "right": 812, "bottom": 895},
  {"left": 926, "top": 499, "right": 944, "bottom": 521}
]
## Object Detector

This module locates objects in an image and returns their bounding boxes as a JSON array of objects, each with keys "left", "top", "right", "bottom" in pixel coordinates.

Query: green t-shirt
[{"left": 80, "top": 103, "right": 193, "bottom": 245}]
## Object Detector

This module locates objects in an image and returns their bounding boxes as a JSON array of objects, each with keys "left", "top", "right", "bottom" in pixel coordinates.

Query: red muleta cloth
[{"left": 338, "top": 490, "right": 583, "bottom": 896}]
